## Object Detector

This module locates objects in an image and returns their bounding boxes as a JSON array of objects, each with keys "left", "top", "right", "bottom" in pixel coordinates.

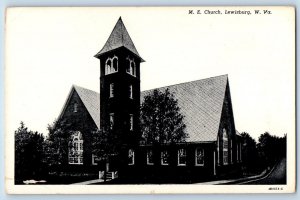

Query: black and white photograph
[{"left": 5, "top": 7, "right": 295, "bottom": 193}]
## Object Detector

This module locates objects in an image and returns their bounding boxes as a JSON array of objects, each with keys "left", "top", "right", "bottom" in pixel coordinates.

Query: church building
[{"left": 57, "top": 17, "right": 243, "bottom": 182}]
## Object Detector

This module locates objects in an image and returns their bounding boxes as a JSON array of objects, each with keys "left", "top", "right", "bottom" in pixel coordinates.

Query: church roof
[
  {"left": 73, "top": 85, "right": 101, "bottom": 129},
  {"left": 94, "top": 17, "right": 144, "bottom": 62},
  {"left": 141, "top": 75, "right": 228, "bottom": 142},
  {"left": 61, "top": 75, "right": 229, "bottom": 142}
]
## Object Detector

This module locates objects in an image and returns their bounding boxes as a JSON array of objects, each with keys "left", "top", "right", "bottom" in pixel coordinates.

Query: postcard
[{"left": 5, "top": 6, "right": 295, "bottom": 194}]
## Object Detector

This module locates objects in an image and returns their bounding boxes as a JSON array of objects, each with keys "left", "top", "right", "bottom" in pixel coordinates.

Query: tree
[
  {"left": 257, "top": 132, "right": 286, "bottom": 169},
  {"left": 15, "top": 122, "right": 45, "bottom": 183},
  {"left": 240, "top": 132, "right": 259, "bottom": 173},
  {"left": 44, "top": 120, "right": 74, "bottom": 167},
  {"left": 140, "top": 89, "right": 187, "bottom": 144},
  {"left": 91, "top": 129, "right": 119, "bottom": 181}
]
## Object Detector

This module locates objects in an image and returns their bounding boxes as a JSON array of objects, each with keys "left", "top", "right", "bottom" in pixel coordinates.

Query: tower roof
[{"left": 95, "top": 17, "right": 144, "bottom": 62}]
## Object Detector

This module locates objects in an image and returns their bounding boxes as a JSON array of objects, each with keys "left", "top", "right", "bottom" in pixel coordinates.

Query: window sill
[
  {"left": 147, "top": 163, "right": 154, "bottom": 165},
  {"left": 105, "top": 71, "right": 118, "bottom": 76},
  {"left": 126, "top": 72, "right": 136, "bottom": 77},
  {"left": 68, "top": 163, "right": 83, "bottom": 165}
]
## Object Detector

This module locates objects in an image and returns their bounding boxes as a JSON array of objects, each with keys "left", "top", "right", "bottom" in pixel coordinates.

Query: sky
[{"left": 5, "top": 7, "right": 295, "bottom": 141}]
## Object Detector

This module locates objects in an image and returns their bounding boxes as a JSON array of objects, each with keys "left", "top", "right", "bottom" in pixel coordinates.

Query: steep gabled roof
[
  {"left": 94, "top": 17, "right": 144, "bottom": 61},
  {"left": 57, "top": 85, "right": 100, "bottom": 129},
  {"left": 73, "top": 85, "right": 100, "bottom": 129},
  {"left": 59, "top": 75, "right": 228, "bottom": 142},
  {"left": 141, "top": 75, "right": 228, "bottom": 142}
]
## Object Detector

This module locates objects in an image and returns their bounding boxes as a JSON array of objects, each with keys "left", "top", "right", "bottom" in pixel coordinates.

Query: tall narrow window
[
  {"left": 147, "top": 149, "right": 154, "bottom": 165},
  {"left": 195, "top": 148, "right": 204, "bottom": 166},
  {"left": 223, "top": 129, "right": 228, "bottom": 165},
  {"left": 105, "top": 59, "right": 112, "bottom": 75},
  {"left": 161, "top": 150, "right": 169, "bottom": 165},
  {"left": 128, "top": 149, "right": 135, "bottom": 165},
  {"left": 217, "top": 135, "right": 220, "bottom": 165},
  {"left": 236, "top": 143, "right": 239, "bottom": 162},
  {"left": 178, "top": 149, "right": 186, "bottom": 166},
  {"left": 230, "top": 140, "right": 233, "bottom": 164},
  {"left": 130, "top": 61, "right": 135, "bottom": 76},
  {"left": 129, "top": 85, "right": 133, "bottom": 99},
  {"left": 92, "top": 154, "right": 98, "bottom": 165},
  {"left": 68, "top": 131, "right": 83, "bottom": 165},
  {"left": 73, "top": 103, "right": 78, "bottom": 113},
  {"left": 110, "top": 83, "right": 114, "bottom": 98},
  {"left": 239, "top": 143, "right": 242, "bottom": 162},
  {"left": 112, "top": 57, "right": 118, "bottom": 72},
  {"left": 126, "top": 57, "right": 136, "bottom": 76},
  {"left": 109, "top": 113, "right": 114, "bottom": 130},
  {"left": 129, "top": 114, "right": 133, "bottom": 131}
]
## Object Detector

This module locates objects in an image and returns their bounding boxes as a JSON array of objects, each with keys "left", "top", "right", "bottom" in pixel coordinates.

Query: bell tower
[{"left": 94, "top": 17, "right": 144, "bottom": 149}]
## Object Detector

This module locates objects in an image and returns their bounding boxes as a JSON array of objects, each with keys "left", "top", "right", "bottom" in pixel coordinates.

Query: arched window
[
  {"left": 130, "top": 61, "right": 135, "bottom": 76},
  {"left": 105, "top": 59, "right": 112, "bottom": 75},
  {"left": 223, "top": 129, "right": 228, "bottom": 165},
  {"left": 126, "top": 57, "right": 136, "bottom": 76},
  {"left": 112, "top": 56, "right": 118, "bottom": 72},
  {"left": 105, "top": 56, "right": 118, "bottom": 75},
  {"left": 69, "top": 131, "right": 83, "bottom": 165}
]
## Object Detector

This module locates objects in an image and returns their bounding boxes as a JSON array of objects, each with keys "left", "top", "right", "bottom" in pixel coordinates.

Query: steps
[{"left": 99, "top": 171, "right": 118, "bottom": 181}]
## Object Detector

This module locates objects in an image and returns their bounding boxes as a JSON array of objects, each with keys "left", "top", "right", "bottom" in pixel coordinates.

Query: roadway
[{"left": 239, "top": 157, "right": 286, "bottom": 185}]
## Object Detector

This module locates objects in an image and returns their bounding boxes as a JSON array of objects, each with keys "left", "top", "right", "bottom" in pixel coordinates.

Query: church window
[
  {"left": 126, "top": 57, "right": 136, "bottom": 76},
  {"left": 110, "top": 83, "right": 114, "bottom": 98},
  {"left": 105, "top": 59, "right": 112, "bottom": 75},
  {"left": 161, "top": 150, "right": 169, "bottom": 165},
  {"left": 195, "top": 148, "right": 204, "bottom": 166},
  {"left": 128, "top": 149, "right": 135, "bottom": 165},
  {"left": 147, "top": 149, "right": 154, "bottom": 165},
  {"left": 178, "top": 149, "right": 186, "bottom": 166},
  {"left": 109, "top": 113, "right": 114, "bottom": 130},
  {"left": 92, "top": 154, "right": 98, "bottom": 165},
  {"left": 68, "top": 131, "right": 83, "bottom": 165},
  {"left": 112, "top": 56, "right": 118, "bottom": 72},
  {"left": 230, "top": 140, "right": 233, "bottom": 164},
  {"left": 236, "top": 143, "right": 239, "bottom": 162},
  {"left": 73, "top": 103, "right": 78, "bottom": 113},
  {"left": 223, "top": 129, "right": 229, "bottom": 165},
  {"left": 129, "top": 114, "right": 133, "bottom": 131},
  {"left": 217, "top": 135, "right": 220, "bottom": 165},
  {"left": 239, "top": 143, "right": 242, "bottom": 162},
  {"left": 105, "top": 56, "right": 118, "bottom": 75},
  {"left": 129, "top": 84, "right": 133, "bottom": 99}
]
